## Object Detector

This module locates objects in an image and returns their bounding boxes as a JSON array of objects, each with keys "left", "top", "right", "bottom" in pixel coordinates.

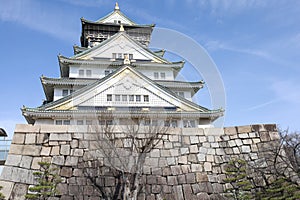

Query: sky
[{"left": 0, "top": 0, "right": 300, "bottom": 138}]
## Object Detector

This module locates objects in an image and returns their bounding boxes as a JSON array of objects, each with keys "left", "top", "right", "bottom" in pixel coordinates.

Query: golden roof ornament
[
  {"left": 115, "top": 2, "right": 120, "bottom": 10},
  {"left": 119, "top": 24, "right": 125, "bottom": 32}
]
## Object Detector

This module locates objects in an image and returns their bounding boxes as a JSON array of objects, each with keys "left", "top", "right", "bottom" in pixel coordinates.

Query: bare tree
[
  {"left": 81, "top": 114, "right": 169, "bottom": 200},
  {"left": 245, "top": 129, "right": 300, "bottom": 199}
]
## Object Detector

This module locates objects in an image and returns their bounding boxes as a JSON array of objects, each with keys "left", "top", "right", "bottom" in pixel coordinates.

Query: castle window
[
  {"left": 129, "top": 54, "right": 133, "bottom": 59},
  {"left": 86, "top": 70, "right": 92, "bottom": 77},
  {"left": 112, "top": 53, "right": 116, "bottom": 59},
  {"left": 62, "top": 89, "right": 68, "bottom": 97},
  {"left": 118, "top": 53, "right": 122, "bottom": 59},
  {"left": 107, "top": 94, "right": 112, "bottom": 101},
  {"left": 86, "top": 120, "right": 93, "bottom": 125},
  {"left": 183, "top": 120, "right": 196, "bottom": 128},
  {"left": 63, "top": 120, "right": 70, "bottom": 125},
  {"left": 77, "top": 120, "right": 84, "bottom": 125},
  {"left": 144, "top": 95, "right": 149, "bottom": 102},
  {"left": 136, "top": 95, "right": 141, "bottom": 102},
  {"left": 160, "top": 72, "right": 166, "bottom": 79},
  {"left": 122, "top": 95, "right": 127, "bottom": 101},
  {"left": 176, "top": 92, "right": 185, "bottom": 97},
  {"left": 79, "top": 69, "right": 84, "bottom": 77},
  {"left": 115, "top": 95, "right": 121, "bottom": 101},
  {"left": 55, "top": 120, "right": 62, "bottom": 125},
  {"left": 129, "top": 95, "right": 134, "bottom": 102},
  {"left": 171, "top": 120, "right": 177, "bottom": 127},
  {"left": 105, "top": 70, "right": 110, "bottom": 76},
  {"left": 154, "top": 72, "right": 159, "bottom": 79}
]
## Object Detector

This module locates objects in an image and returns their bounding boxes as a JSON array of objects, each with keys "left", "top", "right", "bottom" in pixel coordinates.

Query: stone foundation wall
[{"left": 0, "top": 124, "right": 279, "bottom": 200}]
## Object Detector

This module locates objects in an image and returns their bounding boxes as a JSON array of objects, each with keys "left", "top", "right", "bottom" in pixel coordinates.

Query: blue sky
[{"left": 0, "top": 0, "right": 300, "bottom": 137}]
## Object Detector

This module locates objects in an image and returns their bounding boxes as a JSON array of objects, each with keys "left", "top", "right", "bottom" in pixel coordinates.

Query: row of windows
[
  {"left": 79, "top": 69, "right": 92, "bottom": 77},
  {"left": 154, "top": 72, "right": 166, "bottom": 79},
  {"left": 62, "top": 89, "right": 74, "bottom": 97},
  {"left": 107, "top": 94, "right": 149, "bottom": 102},
  {"left": 112, "top": 53, "right": 133, "bottom": 59},
  {"left": 55, "top": 119, "right": 196, "bottom": 127}
]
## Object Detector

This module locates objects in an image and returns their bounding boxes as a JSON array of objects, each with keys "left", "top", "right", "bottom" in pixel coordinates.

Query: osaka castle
[{"left": 22, "top": 3, "right": 223, "bottom": 128}]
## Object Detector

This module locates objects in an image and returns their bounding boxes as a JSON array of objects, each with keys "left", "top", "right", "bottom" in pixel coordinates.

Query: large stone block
[
  {"left": 60, "top": 145, "right": 71, "bottom": 155},
  {"left": 237, "top": 125, "right": 252, "bottom": 133},
  {"left": 12, "top": 133, "right": 25, "bottom": 144},
  {"left": 40, "top": 125, "right": 68, "bottom": 133},
  {"left": 15, "top": 124, "right": 40, "bottom": 133},
  {"left": 25, "top": 133, "right": 36, "bottom": 144},
  {"left": 49, "top": 133, "right": 72, "bottom": 141},
  {"left": 20, "top": 156, "right": 33, "bottom": 169},
  {"left": 52, "top": 156, "right": 65, "bottom": 166},
  {"left": 41, "top": 146, "right": 52, "bottom": 156},
  {"left": 5, "top": 155, "right": 22, "bottom": 167}
]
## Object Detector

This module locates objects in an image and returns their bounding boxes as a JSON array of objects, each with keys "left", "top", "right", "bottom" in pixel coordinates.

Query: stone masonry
[{"left": 0, "top": 124, "right": 279, "bottom": 199}]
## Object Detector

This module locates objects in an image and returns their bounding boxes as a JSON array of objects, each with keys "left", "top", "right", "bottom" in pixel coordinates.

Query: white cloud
[
  {"left": 56, "top": 0, "right": 110, "bottom": 7},
  {"left": 0, "top": 0, "right": 77, "bottom": 42}
]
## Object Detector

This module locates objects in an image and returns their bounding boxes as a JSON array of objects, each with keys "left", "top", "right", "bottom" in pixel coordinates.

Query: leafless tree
[{"left": 81, "top": 114, "right": 169, "bottom": 200}]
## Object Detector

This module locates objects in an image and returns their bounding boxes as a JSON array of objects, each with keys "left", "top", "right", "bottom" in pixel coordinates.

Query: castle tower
[{"left": 22, "top": 3, "right": 223, "bottom": 128}]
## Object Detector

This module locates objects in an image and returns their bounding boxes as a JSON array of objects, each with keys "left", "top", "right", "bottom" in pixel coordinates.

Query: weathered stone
[
  {"left": 20, "top": 156, "right": 33, "bottom": 169},
  {"left": 191, "top": 164, "right": 202, "bottom": 172},
  {"left": 171, "top": 166, "right": 182, "bottom": 175},
  {"left": 241, "top": 145, "right": 251, "bottom": 153},
  {"left": 198, "top": 182, "right": 213, "bottom": 193},
  {"left": 25, "top": 133, "right": 36, "bottom": 144},
  {"left": 40, "top": 125, "right": 68, "bottom": 133},
  {"left": 72, "top": 149, "right": 84, "bottom": 157},
  {"left": 186, "top": 173, "right": 196, "bottom": 184},
  {"left": 57, "top": 183, "right": 68, "bottom": 195},
  {"left": 224, "top": 126, "right": 237, "bottom": 135},
  {"left": 216, "top": 148, "right": 225, "bottom": 155},
  {"left": 31, "top": 157, "right": 42, "bottom": 169},
  {"left": 183, "top": 184, "right": 193, "bottom": 200},
  {"left": 173, "top": 185, "right": 184, "bottom": 200},
  {"left": 49, "top": 141, "right": 59, "bottom": 146},
  {"left": 68, "top": 185, "right": 79, "bottom": 196},
  {"left": 167, "top": 157, "right": 176, "bottom": 165},
  {"left": 167, "top": 176, "right": 177, "bottom": 185},
  {"left": 70, "top": 139, "right": 79, "bottom": 148},
  {"left": 170, "top": 149, "right": 179, "bottom": 157},
  {"left": 207, "top": 148, "right": 215, "bottom": 155},
  {"left": 157, "top": 176, "right": 167, "bottom": 185},
  {"left": 152, "top": 185, "right": 161, "bottom": 194},
  {"left": 52, "top": 156, "right": 65, "bottom": 166},
  {"left": 41, "top": 146, "right": 51, "bottom": 156},
  {"left": 198, "top": 136, "right": 206, "bottom": 143},
  {"left": 188, "top": 154, "right": 198, "bottom": 163},
  {"left": 36, "top": 133, "right": 49, "bottom": 144},
  {"left": 50, "top": 146, "right": 60, "bottom": 156},
  {"left": 65, "top": 156, "right": 79, "bottom": 166},
  {"left": 150, "top": 149, "right": 160, "bottom": 158},
  {"left": 260, "top": 131, "right": 271, "bottom": 141},
  {"left": 197, "top": 192, "right": 210, "bottom": 199},
  {"left": 61, "top": 167, "right": 72, "bottom": 177},
  {"left": 5, "top": 155, "right": 22, "bottom": 167},
  {"left": 242, "top": 139, "right": 252, "bottom": 144},
  {"left": 232, "top": 147, "right": 240, "bottom": 154},
  {"left": 204, "top": 128, "right": 224, "bottom": 136},
  {"left": 204, "top": 162, "right": 212, "bottom": 172},
  {"left": 189, "top": 136, "right": 199, "bottom": 144},
  {"left": 73, "top": 169, "right": 83, "bottom": 177},
  {"left": 10, "top": 183, "right": 28, "bottom": 200},
  {"left": 238, "top": 133, "right": 249, "bottom": 139},
  {"left": 181, "top": 165, "right": 191, "bottom": 173},
  {"left": 163, "top": 185, "right": 172, "bottom": 193},
  {"left": 197, "top": 153, "right": 205, "bottom": 162},
  {"left": 105, "top": 177, "right": 115, "bottom": 187},
  {"left": 15, "top": 124, "right": 40, "bottom": 133},
  {"left": 60, "top": 145, "right": 71, "bottom": 155},
  {"left": 160, "top": 149, "right": 171, "bottom": 157},
  {"left": 12, "top": 133, "right": 25, "bottom": 144},
  {"left": 178, "top": 156, "right": 188, "bottom": 164},
  {"left": 177, "top": 174, "right": 186, "bottom": 184},
  {"left": 235, "top": 139, "right": 243, "bottom": 146},
  {"left": 169, "top": 135, "right": 179, "bottom": 142},
  {"left": 189, "top": 145, "right": 198, "bottom": 154},
  {"left": 196, "top": 173, "right": 208, "bottom": 182},
  {"left": 211, "top": 142, "right": 219, "bottom": 148},
  {"left": 49, "top": 133, "right": 72, "bottom": 141},
  {"left": 206, "top": 155, "right": 214, "bottom": 162},
  {"left": 237, "top": 125, "right": 251, "bottom": 133}
]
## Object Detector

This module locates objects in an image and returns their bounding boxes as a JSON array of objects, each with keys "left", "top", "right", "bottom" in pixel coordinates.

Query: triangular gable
[
  {"left": 45, "top": 66, "right": 208, "bottom": 112},
  {"left": 97, "top": 10, "right": 136, "bottom": 25},
  {"left": 96, "top": 3, "right": 136, "bottom": 25},
  {"left": 73, "top": 32, "right": 169, "bottom": 64}
]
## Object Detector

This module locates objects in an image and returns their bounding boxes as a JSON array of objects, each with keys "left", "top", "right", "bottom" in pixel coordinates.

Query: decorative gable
[
  {"left": 75, "top": 32, "right": 168, "bottom": 63},
  {"left": 47, "top": 67, "right": 203, "bottom": 112}
]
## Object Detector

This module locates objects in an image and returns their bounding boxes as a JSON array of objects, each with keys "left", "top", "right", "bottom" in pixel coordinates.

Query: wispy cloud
[
  {"left": 0, "top": 0, "right": 77, "bottom": 42},
  {"left": 185, "top": 0, "right": 266, "bottom": 16},
  {"left": 56, "top": 0, "right": 110, "bottom": 8},
  {"left": 205, "top": 40, "right": 271, "bottom": 59}
]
